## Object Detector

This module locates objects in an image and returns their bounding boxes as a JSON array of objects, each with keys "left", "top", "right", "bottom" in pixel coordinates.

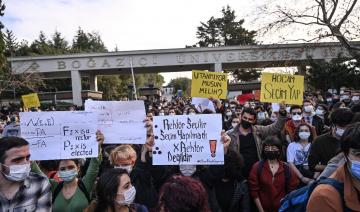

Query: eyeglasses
[{"left": 292, "top": 112, "right": 302, "bottom": 115}]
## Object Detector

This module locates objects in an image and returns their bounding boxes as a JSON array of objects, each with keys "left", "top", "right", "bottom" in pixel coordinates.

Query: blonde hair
[{"left": 109, "top": 145, "right": 137, "bottom": 165}]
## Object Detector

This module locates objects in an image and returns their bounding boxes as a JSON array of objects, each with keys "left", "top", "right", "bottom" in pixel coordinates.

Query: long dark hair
[{"left": 95, "top": 168, "right": 129, "bottom": 212}]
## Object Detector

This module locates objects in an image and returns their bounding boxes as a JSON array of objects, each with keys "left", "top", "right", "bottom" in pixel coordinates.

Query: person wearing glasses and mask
[
  {"left": 227, "top": 104, "right": 287, "bottom": 178},
  {"left": 283, "top": 105, "right": 317, "bottom": 144}
]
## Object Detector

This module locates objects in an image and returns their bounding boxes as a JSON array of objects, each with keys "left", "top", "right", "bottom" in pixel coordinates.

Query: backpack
[
  {"left": 52, "top": 179, "right": 91, "bottom": 203},
  {"left": 257, "top": 160, "right": 291, "bottom": 193},
  {"left": 279, "top": 177, "right": 349, "bottom": 212}
]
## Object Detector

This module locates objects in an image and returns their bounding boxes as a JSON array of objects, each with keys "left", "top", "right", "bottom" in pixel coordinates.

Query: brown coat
[
  {"left": 307, "top": 164, "right": 360, "bottom": 212},
  {"left": 226, "top": 113, "right": 287, "bottom": 160}
]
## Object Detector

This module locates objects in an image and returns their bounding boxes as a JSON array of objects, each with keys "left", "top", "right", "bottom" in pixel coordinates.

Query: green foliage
[
  {"left": 307, "top": 58, "right": 360, "bottom": 91},
  {"left": 71, "top": 27, "right": 107, "bottom": 53},
  {"left": 196, "top": 5, "right": 256, "bottom": 47},
  {"left": 194, "top": 5, "right": 259, "bottom": 82},
  {"left": 1, "top": 22, "right": 165, "bottom": 99},
  {"left": 167, "top": 77, "right": 191, "bottom": 94}
]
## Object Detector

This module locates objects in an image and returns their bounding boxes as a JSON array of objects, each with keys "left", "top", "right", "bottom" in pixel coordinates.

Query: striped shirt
[{"left": 0, "top": 172, "right": 52, "bottom": 212}]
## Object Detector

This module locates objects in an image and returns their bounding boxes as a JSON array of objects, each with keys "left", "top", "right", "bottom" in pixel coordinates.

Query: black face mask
[
  {"left": 241, "top": 120, "right": 252, "bottom": 129},
  {"left": 264, "top": 150, "right": 280, "bottom": 160}
]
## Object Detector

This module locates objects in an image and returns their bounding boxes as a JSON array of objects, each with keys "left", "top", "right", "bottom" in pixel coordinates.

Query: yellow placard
[
  {"left": 22, "top": 93, "right": 41, "bottom": 108},
  {"left": 260, "top": 73, "right": 304, "bottom": 105},
  {"left": 191, "top": 70, "right": 227, "bottom": 99}
]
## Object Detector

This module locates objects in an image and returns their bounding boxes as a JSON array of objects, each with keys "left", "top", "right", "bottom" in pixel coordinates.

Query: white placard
[
  {"left": 20, "top": 111, "right": 98, "bottom": 160},
  {"left": 85, "top": 100, "right": 146, "bottom": 144},
  {"left": 152, "top": 114, "right": 224, "bottom": 165},
  {"left": 191, "top": 97, "right": 216, "bottom": 113},
  {"left": 271, "top": 103, "right": 280, "bottom": 112}
]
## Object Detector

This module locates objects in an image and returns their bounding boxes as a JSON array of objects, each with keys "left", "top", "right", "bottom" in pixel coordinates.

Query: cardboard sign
[
  {"left": 85, "top": 100, "right": 146, "bottom": 144},
  {"left": 152, "top": 114, "right": 224, "bottom": 165},
  {"left": 22, "top": 93, "right": 40, "bottom": 108},
  {"left": 20, "top": 111, "right": 98, "bottom": 160},
  {"left": 260, "top": 73, "right": 304, "bottom": 105},
  {"left": 191, "top": 70, "right": 227, "bottom": 99}
]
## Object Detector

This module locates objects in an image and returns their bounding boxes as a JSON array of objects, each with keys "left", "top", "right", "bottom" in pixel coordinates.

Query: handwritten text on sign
[
  {"left": 152, "top": 114, "right": 224, "bottom": 165},
  {"left": 260, "top": 73, "right": 304, "bottom": 105},
  {"left": 191, "top": 70, "right": 227, "bottom": 99},
  {"left": 22, "top": 93, "right": 40, "bottom": 108},
  {"left": 20, "top": 111, "right": 98, "bottom": 160},
  {"left": 85, "top": 100, "right": 146, "bottom": 144}
]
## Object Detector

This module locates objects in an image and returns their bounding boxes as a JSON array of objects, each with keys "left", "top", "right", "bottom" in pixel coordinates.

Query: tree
[
  {"left": 72, "top": 27, "right": 107, "bottom": 53},
  {"left": 50, "top": 31, "right": 69, "bottom": 54},
  {"left": 30, "top": 31, "right": 53, "bottom": 55},
  {"left": 307, "top": 57, "right": 360, "bottom": 90},
  {"left": 167, "top": 77, "right": 192, "bottom": 94},
  {"left": 0, "top": 0, "right": 43, "bottom": 96},
  {"left": 255, "top": 0, "right": 360, "bottom": 61},
  {"left": 194, "top": 5, "right": 260, "bottom": 82},
  {"left": 4, "top": 29, "right": 18, "bottom": 57},
  {"left": 196, "top": 5, "right": 256, "bottom": 47}
]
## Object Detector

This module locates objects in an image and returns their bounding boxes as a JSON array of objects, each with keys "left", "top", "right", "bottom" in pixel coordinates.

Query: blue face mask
[{"left": 349, "top": 159, "right": 360, "bottom": 180}]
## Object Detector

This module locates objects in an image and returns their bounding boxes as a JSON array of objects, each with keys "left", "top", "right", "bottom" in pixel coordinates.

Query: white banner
[
  {"left": 85, "top": 100, "right": 146, "bottom": 144},
  {"left": 152, "top": 114, "right": 224, "bottom": 165},
  {"left": 20, "top": 111, "right": 98, "bottom": 160}
]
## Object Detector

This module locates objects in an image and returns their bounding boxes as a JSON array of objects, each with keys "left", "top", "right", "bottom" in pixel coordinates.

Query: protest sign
[
  {"left": 191, "top": 70, "right": 227, "bottom": 99},
  {"left": 260, "top": 73, "right": 304, "bottom": 105},
  {"left": 85, "top": 100, "right": 146, "bottom": 144},
  {"left": 22, "top": 93, "right": 40, "bottom": 108},
  {"left": 20, "top": 111, "right": 98, "bottom": 160},
  {"left": 191, "top": 97, "right": 216, "bottom": 113},
  {"left": 152, "top": 114, "right": 224, "bottom": 165}
]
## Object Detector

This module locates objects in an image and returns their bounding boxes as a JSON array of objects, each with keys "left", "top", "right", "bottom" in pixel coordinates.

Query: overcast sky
[{"left": 4, "top": 0, "right": 263, "bottom": 84}]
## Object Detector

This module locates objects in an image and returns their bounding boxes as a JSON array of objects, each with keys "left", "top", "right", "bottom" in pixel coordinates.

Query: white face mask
[
  {"left": 117, "top": 186, "right": 136, "bottom": 206},
  {"left": 59, "top": 169, "right": 78, "bottom": 182},
  {"left": 159, "top": 112, "right": 165, "bottom": 116},
  {"left": 257, "top": 112, "right": 266, "bottom": 120},
  {"left": 189, "top": 112, "right": 196, "bottom": 115},
  {"left": 169, "top": 112, "right": 176, "bottom": 116},
  {"left": 304, "top": 105, "right": 313, "bottom": 113},
  {"left": 352, "top": 96, "right": 360, "bottom": 102},
  {"left": 179, "top": 165, "right": 196, "bottom": 176},
  {"left": 231, "top": 122, "right": 238, "bottom": 128},
  {"left": 226, "top": 112, "right": 232, "bottom": 116},
  {"left": 1, "top": 163, "right": 31, "bottom": 182},
  {"left": 335, "top": 127, "right": 345, "bottom": 137},
  {"left": 292, "top": 114, "right": 302, "bottom": 121},
  {"left": 315, "top": 109, "right": 324, "bottom": 116},
  {"left": 114, "top": 165, "right": 133, "bottom": 174},
  {"left": 299, "top": 132, "right": 311, "bottom": 140},
  {"left": 270, "top": 116, "right": 277, "bottom": 122}
]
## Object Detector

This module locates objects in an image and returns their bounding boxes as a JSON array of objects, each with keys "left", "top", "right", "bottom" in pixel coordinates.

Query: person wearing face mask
[
  {"left": 287, "top": 124, "right": 315, "bottom": 186},
  {"left": 110, "top": 144, "right": 158, "bottom": 210},
  {"left": 30, "top": 130, "right": 104, "bottom": 212},
  {"left": 283, "top": 105, "right": 317, "bottom": 144},
  {"left": 248, "top": 136, "right": 299, "bottom": 212},
  {"left": 2, "top": 112, "right": 21, "bottom": 137},
  {"left": 307, "top": 122, "right": 360, "bottom": 212},
  {"left": 308, "top": 108, "right": 354, "bottom": 175},
  {"left": 227, "top": 105, "right": 287, "bottom": 179},
  {"left": 0, "top": 136, "right": 52, "bottom": 212},
  {"left": 349, "top": 91, "right": 360, "bottom": 108},
  {"left": 303, "top": 100, "right": 324, "bottom": 136},
  {"left": 340, "top": 91, "right": 352, "bottom": 107},
  {"left": 85, "top": 168, "right": 148, "bottom": 212},
  {"left": 255, "top": 105, "right": 268, "bottom": 125}
]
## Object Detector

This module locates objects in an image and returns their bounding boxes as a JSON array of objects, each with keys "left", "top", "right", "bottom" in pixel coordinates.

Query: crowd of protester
[{"left": 0, "top": 88, "right": 360, "bottom": 212}]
